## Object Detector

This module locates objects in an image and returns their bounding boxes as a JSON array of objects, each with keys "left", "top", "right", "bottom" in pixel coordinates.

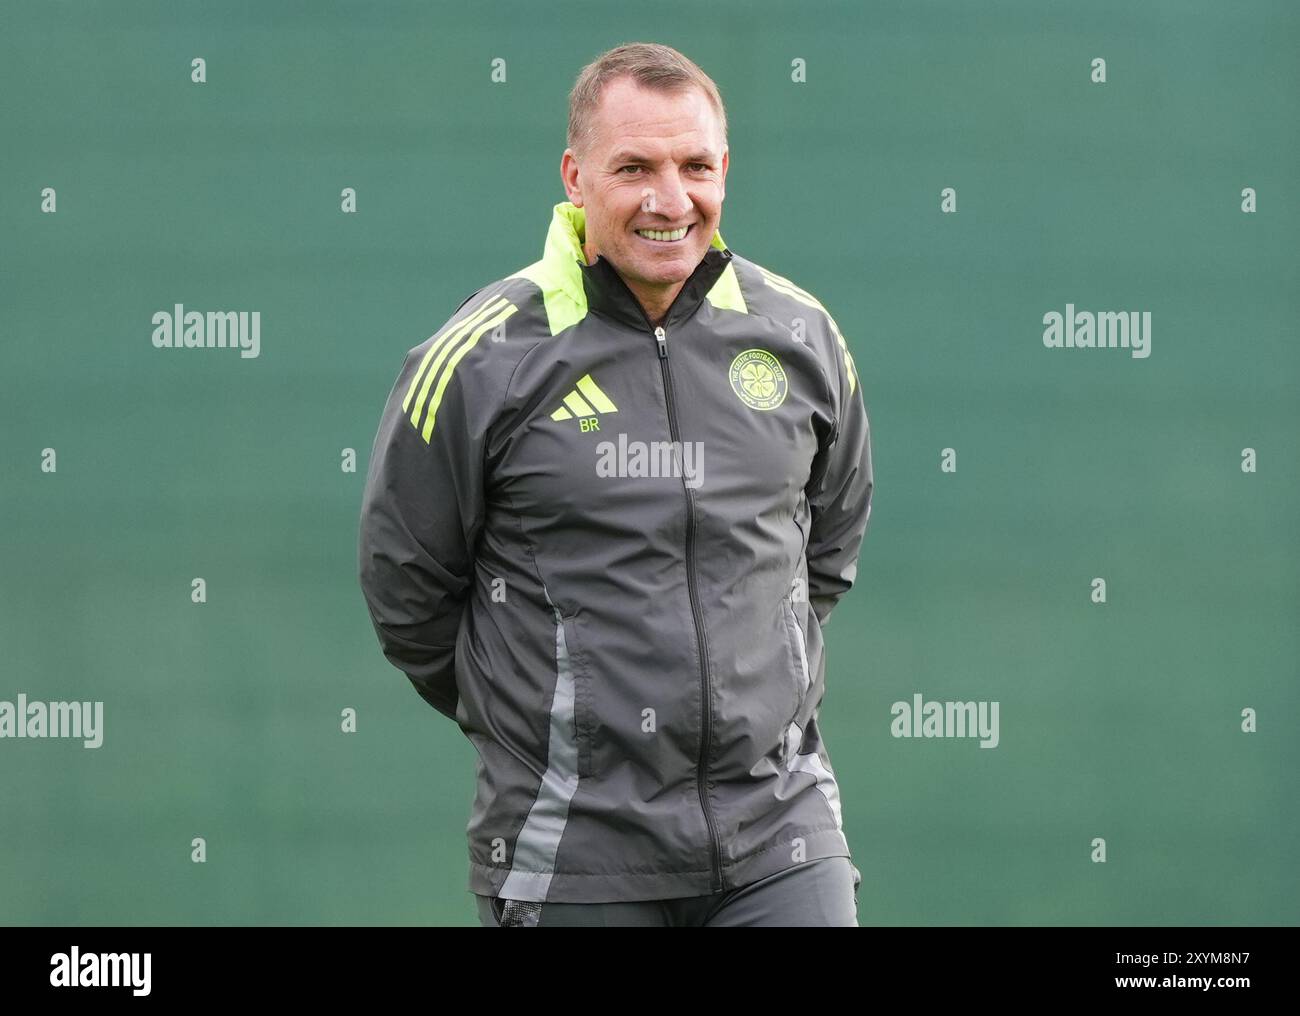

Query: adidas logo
[{"left": 550, "top": 373, "right": 618, "bottom": 431}]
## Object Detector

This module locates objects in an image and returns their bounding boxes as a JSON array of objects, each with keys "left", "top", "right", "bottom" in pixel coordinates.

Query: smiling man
[
  {"left": 358, "top": 42, "right": 874, "bottom": 927},
  {"left": 563, "top": 73, "right": 727, "bottom": 328}
]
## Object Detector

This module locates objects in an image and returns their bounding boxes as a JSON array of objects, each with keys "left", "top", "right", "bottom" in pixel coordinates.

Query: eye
[
  {"left": 618, "top": 165, "right": 643, "bottom": 175},
  {"left": 688, "top": 163, "right": 711, "bottom": 172}
]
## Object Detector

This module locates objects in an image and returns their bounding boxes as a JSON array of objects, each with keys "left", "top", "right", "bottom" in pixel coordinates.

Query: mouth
[{"left": 634, "top": 223, "right": 695, "bottom": 244}]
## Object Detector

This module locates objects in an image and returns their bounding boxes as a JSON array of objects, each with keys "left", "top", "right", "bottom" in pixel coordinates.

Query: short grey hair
[{"left": 567, "top": 42, "right": 728, "bottom": 159}]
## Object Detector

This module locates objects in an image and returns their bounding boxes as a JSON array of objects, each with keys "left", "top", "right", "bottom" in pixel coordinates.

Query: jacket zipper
[{"left": 653, "top": 322, "right": 724, "bottom": 894}]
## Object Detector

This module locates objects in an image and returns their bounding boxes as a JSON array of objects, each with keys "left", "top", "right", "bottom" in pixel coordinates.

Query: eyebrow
[{"left": 608, "top": 150, "right": 716, "bottom": 165}]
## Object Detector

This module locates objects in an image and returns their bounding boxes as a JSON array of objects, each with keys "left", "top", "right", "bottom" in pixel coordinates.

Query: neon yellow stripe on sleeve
[
  {"left": 403, "top": 298, "right": 508, "bottom": 417},
  {"left": 421, "top": 303, "right": 519, "bottom": 443}
]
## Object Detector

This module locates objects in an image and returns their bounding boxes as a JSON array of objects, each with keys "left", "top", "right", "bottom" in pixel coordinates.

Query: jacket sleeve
[
  {"left": 805, "top": 312, "right": 873, "bottom": 627},
  {"left": 357, "top": 298, "right": 505, "bottom": 722}
]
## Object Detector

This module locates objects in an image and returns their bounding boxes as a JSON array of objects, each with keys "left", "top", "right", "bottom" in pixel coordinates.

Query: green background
[{"left": 2, "top": 0, "right": 1296, "bottom": 926}]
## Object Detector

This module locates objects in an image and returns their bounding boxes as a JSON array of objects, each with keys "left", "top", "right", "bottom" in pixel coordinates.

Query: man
[{"left": 357, "top": 42, "right": 873, "bottom": 927}]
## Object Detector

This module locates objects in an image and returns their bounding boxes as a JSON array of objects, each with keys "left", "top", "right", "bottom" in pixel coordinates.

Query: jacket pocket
[
  {"left": 558, "top": 612, "right": 596, "bottom": 779},
  {"left": 780, "top": 593, "right": 812, "bottom": 729}
]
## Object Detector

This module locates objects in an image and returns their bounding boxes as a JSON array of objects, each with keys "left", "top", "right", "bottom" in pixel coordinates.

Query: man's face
[{"left": 561, "top": 77, "right": 728, "bottom": 298}]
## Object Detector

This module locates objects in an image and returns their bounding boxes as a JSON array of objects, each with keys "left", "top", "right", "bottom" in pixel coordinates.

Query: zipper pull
[{"left": 655, "top": 325, "right": 668, "bottom": 359}]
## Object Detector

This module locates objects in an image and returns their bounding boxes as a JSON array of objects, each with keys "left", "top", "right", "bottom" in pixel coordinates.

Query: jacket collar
[{"left": 543, "top": 201, "right": 734, "bottom": 332}]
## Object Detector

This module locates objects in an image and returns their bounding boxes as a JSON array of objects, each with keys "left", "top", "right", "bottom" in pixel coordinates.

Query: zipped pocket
[
  {"left": 543, "top": 586, "right": 597, "bottom": 780},
  {"left": 780, "top": 593, "right": 812, "bottom": 727}
]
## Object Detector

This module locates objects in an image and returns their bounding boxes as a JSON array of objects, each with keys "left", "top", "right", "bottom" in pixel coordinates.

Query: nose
[{"left": 644, "top": 169, "right": 692, "bottom": 222}]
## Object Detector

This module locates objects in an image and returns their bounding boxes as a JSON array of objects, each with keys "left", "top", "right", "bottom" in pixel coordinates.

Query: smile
[{"left": 634, "top": 224, "right": 694, "bottom": 243}]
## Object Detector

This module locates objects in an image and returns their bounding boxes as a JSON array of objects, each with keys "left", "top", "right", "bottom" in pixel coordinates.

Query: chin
[{"left": 640, "top": 264, "right": 693, "bottom": 285}]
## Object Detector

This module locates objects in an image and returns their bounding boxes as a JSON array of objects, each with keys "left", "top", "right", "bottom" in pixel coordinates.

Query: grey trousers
[{"left": 475, "top": 855, "right": 861, "bottom": 927}]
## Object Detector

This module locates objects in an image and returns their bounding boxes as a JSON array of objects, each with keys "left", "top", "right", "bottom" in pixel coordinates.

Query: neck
[
  {"left": 582, "top": 241, "right": 682, "bottom": 328},
  {"left": 624, "top": 279, "right": 685, "bottom": 329}
]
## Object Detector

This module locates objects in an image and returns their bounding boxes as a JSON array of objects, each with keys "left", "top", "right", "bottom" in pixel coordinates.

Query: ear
[{"left": 561, "top": 148, "right": 584, "bottom": 207}]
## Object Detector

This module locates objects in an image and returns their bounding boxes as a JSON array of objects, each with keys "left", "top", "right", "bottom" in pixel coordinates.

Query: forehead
[{"left": 589, "top": 77, "right": 721, "bottom": 156}]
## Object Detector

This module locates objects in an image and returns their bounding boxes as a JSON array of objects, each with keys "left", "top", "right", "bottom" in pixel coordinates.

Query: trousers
[{"left": 474, "top": 855, "right": 861, "bottom": 927}]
